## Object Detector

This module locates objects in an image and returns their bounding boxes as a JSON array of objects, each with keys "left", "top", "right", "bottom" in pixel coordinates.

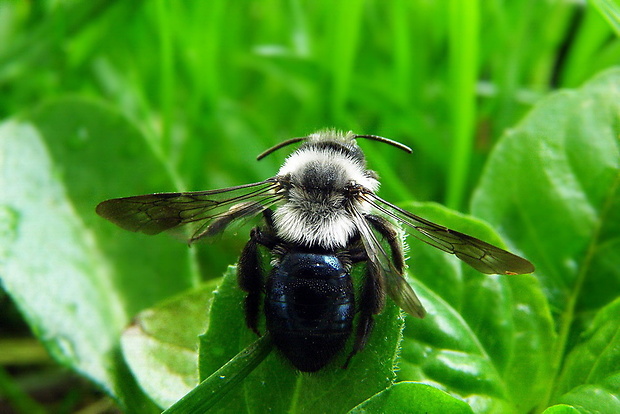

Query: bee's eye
[
  {"left": 345, "top": 181, "right": 363, "bottom": 196},
  {"left": 277, "top": 174, "right": 294, "bottom": 189}
]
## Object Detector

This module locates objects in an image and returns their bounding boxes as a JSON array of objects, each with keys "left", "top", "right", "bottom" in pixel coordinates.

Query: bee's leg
[
  {"left": 344, "top": 215, "right": 403, "bottom": 368},
  {"left": 343, "top": 261, "right": 384, "bottom": 369},
  {"left": 237, "top": 209, "right": 278, "bottom": 335},
  {"left": 365, "top": 214, "right": 405, "bottom": 273},
  {"left": 238, "top": 228, "right": 263, "bottom": 335},
  {"left": 347, "top": 245, "right": 367, "bottom": 264},
  {"left": 256, "top": 208, "right": 278, "bottom": 249},
  {"left": 262, "top": 207, "right": 276, "bottom": 229}
]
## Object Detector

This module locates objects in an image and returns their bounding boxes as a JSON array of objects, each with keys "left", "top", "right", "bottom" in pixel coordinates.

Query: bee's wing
[
  {"left": 96, "top": 179, "right": 283, "bottom": 242},
  {"left": 362, "top": 193, "right": 535, "bottom": 275},
  {"left": 348, "top": 206, "right": 426, "bottom": 318}
]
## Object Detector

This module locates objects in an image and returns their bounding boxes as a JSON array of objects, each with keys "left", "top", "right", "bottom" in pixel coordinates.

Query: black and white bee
[{"left": 96, "top": 130, "right": 534, "bottom": 372}]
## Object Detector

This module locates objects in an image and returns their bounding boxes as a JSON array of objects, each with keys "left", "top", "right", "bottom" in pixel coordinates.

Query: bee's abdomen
[{"left": 265, "top": 252, "right": 354, "bottom": 372}]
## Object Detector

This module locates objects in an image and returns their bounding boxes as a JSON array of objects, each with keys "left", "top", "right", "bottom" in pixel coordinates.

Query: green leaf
[
  {"left": 471, "top": 68, "right": 620, "bottom": 410},
  {"left": 28, "top": 98, "right": 198, "bottom": 315},
  {"left": 196, "top": 266, "right": 405, "bottom": 413},
  {"left": 198, "top": 266, "right": 252, "bottom": 383},
  {"left": 349, "top": 382, "right": 474, "bottom": 414},
  {"left": 0, "top": 98, "right": 197, "bottom": 410},
  {"left": 121, "top": 282, "right": 218, "bottom": 409},
  {"left": 552, "top": 298, "right": 620, "bottom": 412},
  {"left": 398, "top": 68, "right": 620, "bottom": 413},
  {"left": 472, "top": 67, "right": 620, "bottom": 316},
  {"left": 554, "top": 373, "right": 620, "bottom": 414},
  {"left": 396, "top": 203, "right": 554, "bottom": 414},
  {"left": 541, "top": 404, "right": 582, "bottom": 414}
]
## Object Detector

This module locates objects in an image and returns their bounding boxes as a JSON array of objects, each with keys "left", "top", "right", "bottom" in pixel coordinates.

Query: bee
[{"left": 96, "top": 130, "right": 534, "bottom": 372}]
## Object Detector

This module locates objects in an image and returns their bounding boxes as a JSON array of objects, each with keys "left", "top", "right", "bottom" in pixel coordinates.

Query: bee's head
[
  {"left": 266, "top": 129, "right": 411, "bottom": 249},
  {"left": 277, "top": 131, "right": 379, "bottom": 197}
]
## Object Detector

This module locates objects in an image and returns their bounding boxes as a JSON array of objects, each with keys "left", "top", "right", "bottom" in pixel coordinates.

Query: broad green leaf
[
  {"left": 472, "top": 68, "right": 620, "bottom": 317},
  {"left": 28, "top": 98, "right": 198, "bottom": 315},
  {"left": 121, "top": 282, "right": 218, "bottom": 409},
  {"left": 554, "top": 374, "right": 620, "bottom": 414},
  {"left": 197, "top": 266, "right": 404, "bottom": 413},
  {"left": 349, "top": 382, "right": 474, "bottom": 414},
  {"left": 0, "top": 98, "right": 197, "bottom": 410},
  {"left": 552, "top": 298, "right": 620, "bottom": 412},
  {"left": 471, "top": 68, "right": 620, "bottom": 410},
  {"left": 199, "top": 266, "right": 252, "bottom": 382},
  {"left": 396, "top": 203, "right": 554, "bottom": 414}
]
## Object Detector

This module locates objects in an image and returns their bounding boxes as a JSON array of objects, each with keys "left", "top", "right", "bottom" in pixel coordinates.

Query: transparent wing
[
  {"left": 361, "top": 192, "right": 535, "bottom": 275},
  {"left": 348, "top": 205, "right": 426, "bottom": 318},
  {"left": 96, "top": 179, "right": 283, "bottom": 242}
]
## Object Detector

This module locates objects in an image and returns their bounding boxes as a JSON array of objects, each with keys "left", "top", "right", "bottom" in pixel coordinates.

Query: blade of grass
[
  {"left": 590, "top": 0, "right": 620, "bottom": 36},
  {"left": 560, "top": 5, "right": 614, "bottom": 87},
  {"left": 390, "top": 0, "right": 413, "bottom": 106},
  {"left": 155, "top": 0, "right": 174, "bottom": 154},
  {"left": 0, "top": 0, "right": 122, "bottom": 78},
  {"left": 328, "top": 0, "right": 365, "bottom": 123},
  {"left": 197, "top": 0, "right": 226, "bottom": 108},
  {"left": 0, "top": 366, "right": 46, "bottom": 414},
  {"left": 446, "top": 0, "right": 479, "bottom": 210},
  {"left": 163, "top": 335, "right": 273, "bottom": 413}
]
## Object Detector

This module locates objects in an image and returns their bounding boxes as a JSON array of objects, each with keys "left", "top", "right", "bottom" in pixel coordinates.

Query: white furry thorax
[{"left": 272, "top": 130, "right": 379, "bottom": 250}]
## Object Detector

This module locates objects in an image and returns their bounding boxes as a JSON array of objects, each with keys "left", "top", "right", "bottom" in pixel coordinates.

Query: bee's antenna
[
  {"left": 257, "top": 137, "right": 306, "bottom": 160},
  {"left": 354, "top": 134, "right": 412, "bottom": 154}
]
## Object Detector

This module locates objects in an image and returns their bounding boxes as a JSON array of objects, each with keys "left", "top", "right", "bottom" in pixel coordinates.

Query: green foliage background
[{"left": 0, "top": 1, "right": 619, "bottom": 413}]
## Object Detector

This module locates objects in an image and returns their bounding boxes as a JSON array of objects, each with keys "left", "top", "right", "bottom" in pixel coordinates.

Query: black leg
[
  {"left": 257, "top": 209, "right": 278, "bottom": 250},
  {"left": 237, "top": 209, "right": 280, "bottom": 335},
  {"left": 346, "top": 244, "right": 367, "bottom": 264},
  {"left": 262, "top": 207, "right": 275, "bottom": 229},
  {"left": 343, "top": 260, "right": 384, "bottom": 368},
  {"left": 238, "top": 228, "right": 263, "bottom": 335}
]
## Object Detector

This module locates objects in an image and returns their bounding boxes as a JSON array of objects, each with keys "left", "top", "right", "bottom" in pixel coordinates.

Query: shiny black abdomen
[{"left": 265, "top": 252, "right": 354, "bottom": 372}]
